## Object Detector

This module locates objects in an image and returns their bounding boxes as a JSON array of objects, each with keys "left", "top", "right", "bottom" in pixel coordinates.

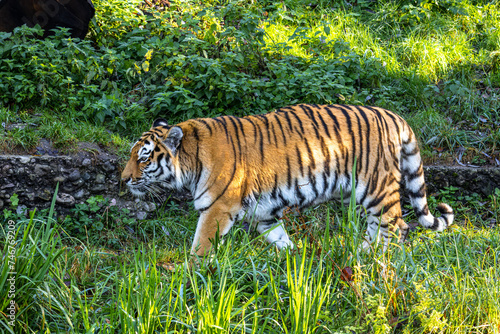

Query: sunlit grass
[
  {"left": 2, "top": 186, "right": 500, "bottom": 333},
  {"left": 264, "top": 13, "right": 400, "bottom": 72},
  {"left": 398, "top": 29, "right": 474, "bottom": 81},
  {"left": 262, "top": 2, "right": 500, "bottom": 162},
  {"left": 264, "top": 7, "right": 478, "bottom": 82},
  {"left": 0, "top": 107, "right": 131, "bottom": 155}
]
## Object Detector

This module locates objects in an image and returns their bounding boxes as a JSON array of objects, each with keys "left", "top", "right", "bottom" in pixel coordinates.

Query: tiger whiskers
[{"left": 143, "top": 183, "right": 166, "bottom": 203}]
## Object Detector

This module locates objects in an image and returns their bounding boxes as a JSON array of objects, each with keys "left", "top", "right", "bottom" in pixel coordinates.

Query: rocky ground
[{"left": 1, "top": 139, "right": 499, "bottom": 220}]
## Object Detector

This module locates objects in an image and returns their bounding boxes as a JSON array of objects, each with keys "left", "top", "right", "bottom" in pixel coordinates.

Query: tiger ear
[
  {"left": 152, "top": 118, "right": 169, "bottom": 128},
  {"left": 165, "top": 126, "right": 183, "bottom": 154}
]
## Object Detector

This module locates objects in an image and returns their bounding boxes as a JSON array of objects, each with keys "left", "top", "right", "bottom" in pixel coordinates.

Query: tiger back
[{"left": 121, "top": 104, "right": 454, "bottom": 255}]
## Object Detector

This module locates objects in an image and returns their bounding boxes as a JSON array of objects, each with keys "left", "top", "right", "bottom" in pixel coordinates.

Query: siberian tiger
[{"left": 121, "top": 104, "right": 454, "bottom": 256}]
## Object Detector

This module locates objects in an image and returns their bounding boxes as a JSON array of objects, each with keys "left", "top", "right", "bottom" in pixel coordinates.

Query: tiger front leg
[
  {"left": 191, "top": 206, "right": 237, "bottom": 257},
  {"left": 255, "top": 220, "right": 294, "bottom": 250}
]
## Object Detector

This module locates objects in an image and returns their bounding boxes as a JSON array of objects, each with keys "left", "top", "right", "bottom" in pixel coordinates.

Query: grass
[
  {"left": 262, "top": 0, "right": 500, "bottom": 163},
  {"left": 0, "top": 107, "right": 127, "bottom": 155},
  {"left": 1, "top": 187, "right": 500, "bottom": 333}
]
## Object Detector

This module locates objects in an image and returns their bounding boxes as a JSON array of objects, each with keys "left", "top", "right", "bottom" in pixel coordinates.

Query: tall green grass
[
  {"left": 261, "top": 0, "right": 500, "bottom": 162},
  {"left": 0, "top": 185, "right": 65, "bottom": 332},
  {"left": 264, "top": 2, "right": 485, "bottom": 81},
  {"left": 2, "top": 188, "right": 500, "bottom": 333}
]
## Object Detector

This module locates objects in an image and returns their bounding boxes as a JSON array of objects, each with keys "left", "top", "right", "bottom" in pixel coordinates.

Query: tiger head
[{"left": 121, "top": 119, "right": 184, "bottom": 197}]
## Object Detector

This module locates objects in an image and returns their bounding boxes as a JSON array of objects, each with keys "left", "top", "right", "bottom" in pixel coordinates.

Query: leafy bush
[
  {"left": 0, "top": 26, "right": 149, "bottom": 133},
  {"left": 0, "top": 0, "right": 391, "bottom": 137},
  {"left": 62, "top": 196, "right": 135, "bottom": 248}
]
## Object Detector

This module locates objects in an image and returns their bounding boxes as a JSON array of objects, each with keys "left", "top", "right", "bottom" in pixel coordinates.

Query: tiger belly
[{"left": 236, "top": 171, "right": 356, "bottom": 248}]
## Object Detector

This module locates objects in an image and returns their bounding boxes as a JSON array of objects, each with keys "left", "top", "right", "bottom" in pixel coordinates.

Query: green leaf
[{"left": 9, "top": 194, "right": 19, "bottom": 208}]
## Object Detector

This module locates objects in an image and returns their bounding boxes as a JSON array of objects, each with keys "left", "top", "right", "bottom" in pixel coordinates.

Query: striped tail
[{"left": 401, "top": 129, "right": 454, "bottom": 231}]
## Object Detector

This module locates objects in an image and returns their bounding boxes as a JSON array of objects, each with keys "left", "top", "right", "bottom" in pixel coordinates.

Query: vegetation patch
[
  {"left": 0, "top": 0, "right": 499, "bottom": 165},
  {"left": 1, "top": 186, "right": 499, "bottom": 332}
]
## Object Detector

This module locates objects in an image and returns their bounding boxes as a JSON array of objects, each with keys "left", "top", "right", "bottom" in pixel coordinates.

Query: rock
[
  {"left": 19, "top": 157, "right": 30, "bottom": 164},
  {"left": 71, "top": 179, "right": 85, "bottom": 189},
  {"left": 138, "top": 202, "right": 157, "bottom": 212},
  {"left": 0, "top": 200, "right": 3, "bottom": 208},
  {"left": 0, "top": 154, "right": 135, "bottom": 217},
  {"left": 136, "top": 211, "right": 147, "bottom": 220},
  {"left": 34, "top": 164, "right": 51, "bottom": 176},
  {"left": 68, "top": 170, "right": 81, "bottom": 181},
  {"left": 37, "top": 189, "right": 53, "bottom": 201},
  {"left": 423, "top": 166, "right": 500, "bottom": 196},
  {"left": 455, "top": 173, "right": 466, "bottom": 186},
  {"left": 90, "top": 184, "right": 106, "bottom": 193},
  {"left": 102, "top": 161, "right": 115, "bottom": 172},
  {"left": 123, "top": 201, "right": 135, "bottom": 210},
  {"left": 62, "top": 184, "right": 75, "bottom": 193},
  {"left": 150, "top": 202, "right": 157, "bottom": 212},
  {"left": 74, "top": 189, "right": 88, "bottom": 199},
  {"left": 56, "top": 193, "right": 76, "bottom": 207},
  {"left": 95, "top": 174, "right": 106, "bottom": 184}
]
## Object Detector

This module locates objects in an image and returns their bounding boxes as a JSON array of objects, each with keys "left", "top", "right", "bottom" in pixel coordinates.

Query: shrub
[{"left": 0, "top": 0, "right": 390, "bottom": 137}]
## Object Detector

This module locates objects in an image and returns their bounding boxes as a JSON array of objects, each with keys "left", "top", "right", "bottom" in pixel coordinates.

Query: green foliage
[
  {"left": 1, "top": 0, "right": 499, "bottom": 164},
  {"left": 0, "top": 0, "right": 391, "bottom": 135},
  {"left": 0, "top": 188, "right": 65, "bottom": 332},
  {"left": 3, "top": 187, "right": 500, "bottom": 333},
  {"left": 364, "top": 294, "right": 391, "bottom": 334},
  {"left": 62, "top": 196, "right": 135, "bottom": 248},
  {"left": 2, "top": 194, "right": 29, "bottom": 223},
  {"left": 0, "top": 25, "right": 148, "bottom": 134}
]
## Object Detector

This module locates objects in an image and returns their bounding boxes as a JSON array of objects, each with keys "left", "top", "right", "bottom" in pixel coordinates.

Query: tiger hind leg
[
  {"left": 394, "top": 217, "right": 410, "bottom": 243},
  {"left": 362, "top": 215, "right": 386, "bottom": 250},
  {"left": 363, "top": 193, "right": 405, "bottom": 251}
]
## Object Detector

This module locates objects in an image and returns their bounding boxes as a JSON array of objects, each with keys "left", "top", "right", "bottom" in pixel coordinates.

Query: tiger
[{"left": 121, "top": 104, "right": 454, "bottom": 256}]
